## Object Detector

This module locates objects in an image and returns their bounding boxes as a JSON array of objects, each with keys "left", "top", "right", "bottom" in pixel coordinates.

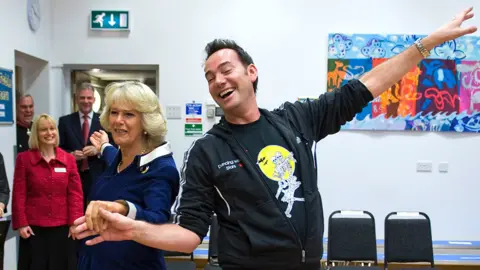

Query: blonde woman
[
  {"left": 73, "top": 81, "right": 180, "bottom": 270},
  {"left": 12, "top": 113, "right": 84, "bottom": 270}
]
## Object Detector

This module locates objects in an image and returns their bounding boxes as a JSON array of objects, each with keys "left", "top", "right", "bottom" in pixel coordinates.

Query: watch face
[{"left": 27, "top": 0, "right": 41, "bottom": 32}]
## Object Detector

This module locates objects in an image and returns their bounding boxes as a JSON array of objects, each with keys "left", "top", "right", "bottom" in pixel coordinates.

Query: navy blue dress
[{"left": 78, "top": 142, "right": 180, "bottom": 270}]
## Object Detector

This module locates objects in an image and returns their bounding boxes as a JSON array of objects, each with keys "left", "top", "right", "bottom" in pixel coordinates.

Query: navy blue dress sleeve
[{"left": 127, "top": 160, "right": 180, "bottom": 224}]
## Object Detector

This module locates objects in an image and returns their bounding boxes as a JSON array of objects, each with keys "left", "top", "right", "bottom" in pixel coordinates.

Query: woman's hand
[
  {"left": 19, "top": 226, "right": 34, "bottom": 239},
  {"left": 90, "top": 130, "right": 110, "bottom": 154},
  {"left": 68, "top": 224, "right": 77, "bottom": 239},
  {"left": 85, "top": 200, "right": 128, "bottom": 233},
  {"left": 0, "top": 202, "right": 5, "bottom": 217},
  {"left": 72, "top": 209, "right": 138, "bottom": 246}
]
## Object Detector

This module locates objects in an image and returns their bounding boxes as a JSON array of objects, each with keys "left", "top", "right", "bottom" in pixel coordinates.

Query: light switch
[
  {"left": 207, "top": 107, "right": 215, "bottom": 118},
  {"left": 166, "top": 105, "right": 182, "bottom": 119}
]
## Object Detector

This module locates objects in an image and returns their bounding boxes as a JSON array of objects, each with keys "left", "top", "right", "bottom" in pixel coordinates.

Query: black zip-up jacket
[{"left": 171, "top": 79, "right": 373, "bottom": 269}]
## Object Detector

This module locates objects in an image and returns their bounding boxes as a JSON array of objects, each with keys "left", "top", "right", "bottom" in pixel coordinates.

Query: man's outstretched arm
[
  {"left": 360, "top": 7, "right": 477, "bottom": 98},
  {"left": 285, "top": 7, "right": 478, "bottom": 142},
  {"left": 74, "top": 210, "right": 202, "bottom": 254},
  {"left": 132, "top": 221, "right": 201, "bottom": 253}
]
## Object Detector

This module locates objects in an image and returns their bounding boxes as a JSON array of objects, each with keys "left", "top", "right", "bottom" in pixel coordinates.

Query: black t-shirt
[{"left": 228, "top": 115, "right": 306, "bottom": 242}]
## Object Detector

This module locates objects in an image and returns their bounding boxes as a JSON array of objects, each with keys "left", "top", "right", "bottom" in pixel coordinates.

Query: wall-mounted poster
[
  {"left": 327, "top": 33, "right": 480, "bottom": 132},
  {"left": 0, "top": 68, "right": 14, "bottom": 125}
]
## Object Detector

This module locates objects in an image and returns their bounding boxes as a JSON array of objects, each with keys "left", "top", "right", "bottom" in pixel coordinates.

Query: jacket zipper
[
  {"left": 230, "top": 134, "right": 306, "bottom": 263},
  {"left": 287, "top": 117, "right": 314, "bottom": 252}
]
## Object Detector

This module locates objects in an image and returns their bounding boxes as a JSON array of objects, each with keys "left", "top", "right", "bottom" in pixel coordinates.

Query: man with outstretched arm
[{"left": 73, "top": 7, "right": 477, "bottom": 270}]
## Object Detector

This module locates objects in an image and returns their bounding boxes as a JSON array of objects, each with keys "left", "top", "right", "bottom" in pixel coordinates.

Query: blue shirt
[{"left": 78, "top": 142, "right": 180, "bottom": 270}]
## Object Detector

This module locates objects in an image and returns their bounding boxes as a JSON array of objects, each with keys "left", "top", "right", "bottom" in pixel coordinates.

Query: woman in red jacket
[{"left": 12, "top": 113, "right": 84, "bottom": 270}]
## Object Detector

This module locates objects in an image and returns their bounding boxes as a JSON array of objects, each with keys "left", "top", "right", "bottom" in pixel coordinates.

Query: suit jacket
[
  {"left": 0, "top": 153, "right": 10, "bottom": 209},
  {"left": 16, "top": 123, "right": 31, "bottom": 154},
  {"left": 12, "top": 147, "right": 84, "bottom": 229},
  {"left": 58, "top": 111, "right": 109, "bottom": 180}
]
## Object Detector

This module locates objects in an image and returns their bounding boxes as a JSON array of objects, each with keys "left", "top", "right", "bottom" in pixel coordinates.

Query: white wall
[
  {"left": 52, "top": 0, "right": 480, "bottom": 240},
  {"left": 15, "top": 51, "right": 51, "bottom": 117},
  {"left": 0, "top": 0, "right": 53, "bottom": 269}
]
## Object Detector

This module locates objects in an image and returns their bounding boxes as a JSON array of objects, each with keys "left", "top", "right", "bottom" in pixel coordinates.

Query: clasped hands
[
  {"left": 69, "top": 200, "right": 128, "bottom": 240},
  {"left": 71, "top": 130, "right": 109, "bottom": 161},
  {"left": 72, "top": 146, "right": 97, "bottom": 161}
]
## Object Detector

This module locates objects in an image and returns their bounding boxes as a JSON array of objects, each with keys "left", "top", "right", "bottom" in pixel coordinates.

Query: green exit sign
[{"left": 90, "top": 10, "right": 130, "bottom": 31}]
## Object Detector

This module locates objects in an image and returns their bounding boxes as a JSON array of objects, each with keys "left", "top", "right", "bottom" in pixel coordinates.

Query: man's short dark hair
[
  {"left": 204, "top": 39, "right": 258, "bottom": 93},
  {"left": 76, "top": 82, "right": 95, "bottom": 94},
  {"left": 16, "top": 93, "right": 34, "bottom": 105}
]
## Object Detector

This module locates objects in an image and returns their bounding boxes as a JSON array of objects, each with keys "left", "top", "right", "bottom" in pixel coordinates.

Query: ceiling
[{"left": 81, "top": 69, "right": 156, "bottom": 82}]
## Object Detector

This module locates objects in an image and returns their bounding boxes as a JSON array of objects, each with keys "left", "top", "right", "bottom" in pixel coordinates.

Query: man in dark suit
[
  {"left": 58, "top": 82, "right": 109, "bottom": 209},
  {"left": 16, "top": 94, "right": 34, "bottom": 154},
  {"left": 0, "top": 153, "right": 9, "bottom": 270}
]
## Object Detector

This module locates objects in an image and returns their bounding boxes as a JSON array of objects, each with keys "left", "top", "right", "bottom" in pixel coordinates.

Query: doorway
[
  {"left": 65, "top": 64, "right": 158, "bottom": 114},
  {"left": 14, "top": 50, "right": 49, "bottom": 115}
]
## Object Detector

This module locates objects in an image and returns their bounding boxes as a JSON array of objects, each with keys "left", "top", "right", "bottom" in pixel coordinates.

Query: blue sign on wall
[
  {"left": 0, "top": 68, "right": 14, "bottom": 125},
  {"left": 185, "top": 103, "right": 202, "bottom": 115}
]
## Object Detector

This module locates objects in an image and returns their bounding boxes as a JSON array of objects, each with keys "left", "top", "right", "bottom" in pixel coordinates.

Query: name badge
[{"left": 54, "top": 167, "right": 66, "bottom": 173}]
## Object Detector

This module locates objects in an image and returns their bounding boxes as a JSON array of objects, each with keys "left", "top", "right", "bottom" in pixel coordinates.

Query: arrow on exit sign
[{"left": 90, "top": 10, "right": 130, "bottom": 31}]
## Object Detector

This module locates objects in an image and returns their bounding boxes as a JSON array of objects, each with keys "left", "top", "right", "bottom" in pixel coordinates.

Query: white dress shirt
[{"left": 79, "top": 111, "right": 94, "bottom": 129}]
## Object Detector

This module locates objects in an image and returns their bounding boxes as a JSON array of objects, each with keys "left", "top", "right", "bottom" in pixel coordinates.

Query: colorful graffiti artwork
[{"left": 327, "top": 33, "right": 480, "bottom": 132}]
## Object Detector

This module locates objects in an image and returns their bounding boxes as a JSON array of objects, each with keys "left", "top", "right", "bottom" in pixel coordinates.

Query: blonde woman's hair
[
  {"left": 28, "top": 113, "right": 59, "bottom": 149},
  {"left": 100, "top": 81, "right": 167, "bottom": 150}
]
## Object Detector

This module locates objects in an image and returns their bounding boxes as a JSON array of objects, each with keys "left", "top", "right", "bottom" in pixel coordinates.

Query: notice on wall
[
  {"left": 184, "top": 102, "right": 203, "bottom": 136},
  {"left": 185, "top": 103, "right": 202, "bottom": 116},
  {"left": 184, "top": 123, "right": 203, "bottom": 136},
  {"left": 185, "top": 117, "right": 202, "bottom": 124},
  {"left": 0, "top": 68, "right": 13, "bottom": 125}
]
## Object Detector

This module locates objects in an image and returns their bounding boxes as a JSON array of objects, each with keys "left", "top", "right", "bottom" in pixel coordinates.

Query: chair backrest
[
  {"left": 163, "top": 251, "right": 194, "bottom": 261},
  {"left": 208, "top": 214, "right": 220, "bottom": 265},
  {"left": 165, "top": 260, "right": 196, "bottom": 270},
  {"left": 327, "top": 210, "right": 377, "bottom": 266},
  {"left": 384, "top": 211, "right": 434, "bottom": 268}
]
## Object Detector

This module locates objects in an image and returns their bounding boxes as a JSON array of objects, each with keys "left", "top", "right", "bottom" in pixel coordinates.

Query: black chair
[
  {"left": 384, "top": 211, "right": 436, "bottom": 269},
  {"left": 205, "top": 214, "right": 222, "bottom": 269},
  {"left": 164, "top": 251, "right": 196, "bottom": 270},
  {"left": 326, "top": 210, "right": 380, "bottom": 269}
]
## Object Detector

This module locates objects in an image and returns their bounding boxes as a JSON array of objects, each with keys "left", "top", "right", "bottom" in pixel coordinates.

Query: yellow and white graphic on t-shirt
[{"left": 257, "top": 145, "right": 304, "bottom": 218}]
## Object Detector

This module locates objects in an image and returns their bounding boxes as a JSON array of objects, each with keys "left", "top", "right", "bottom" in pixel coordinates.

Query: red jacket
[{"left": 12, "top": 147, "right": 84, "bottom": 230}]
